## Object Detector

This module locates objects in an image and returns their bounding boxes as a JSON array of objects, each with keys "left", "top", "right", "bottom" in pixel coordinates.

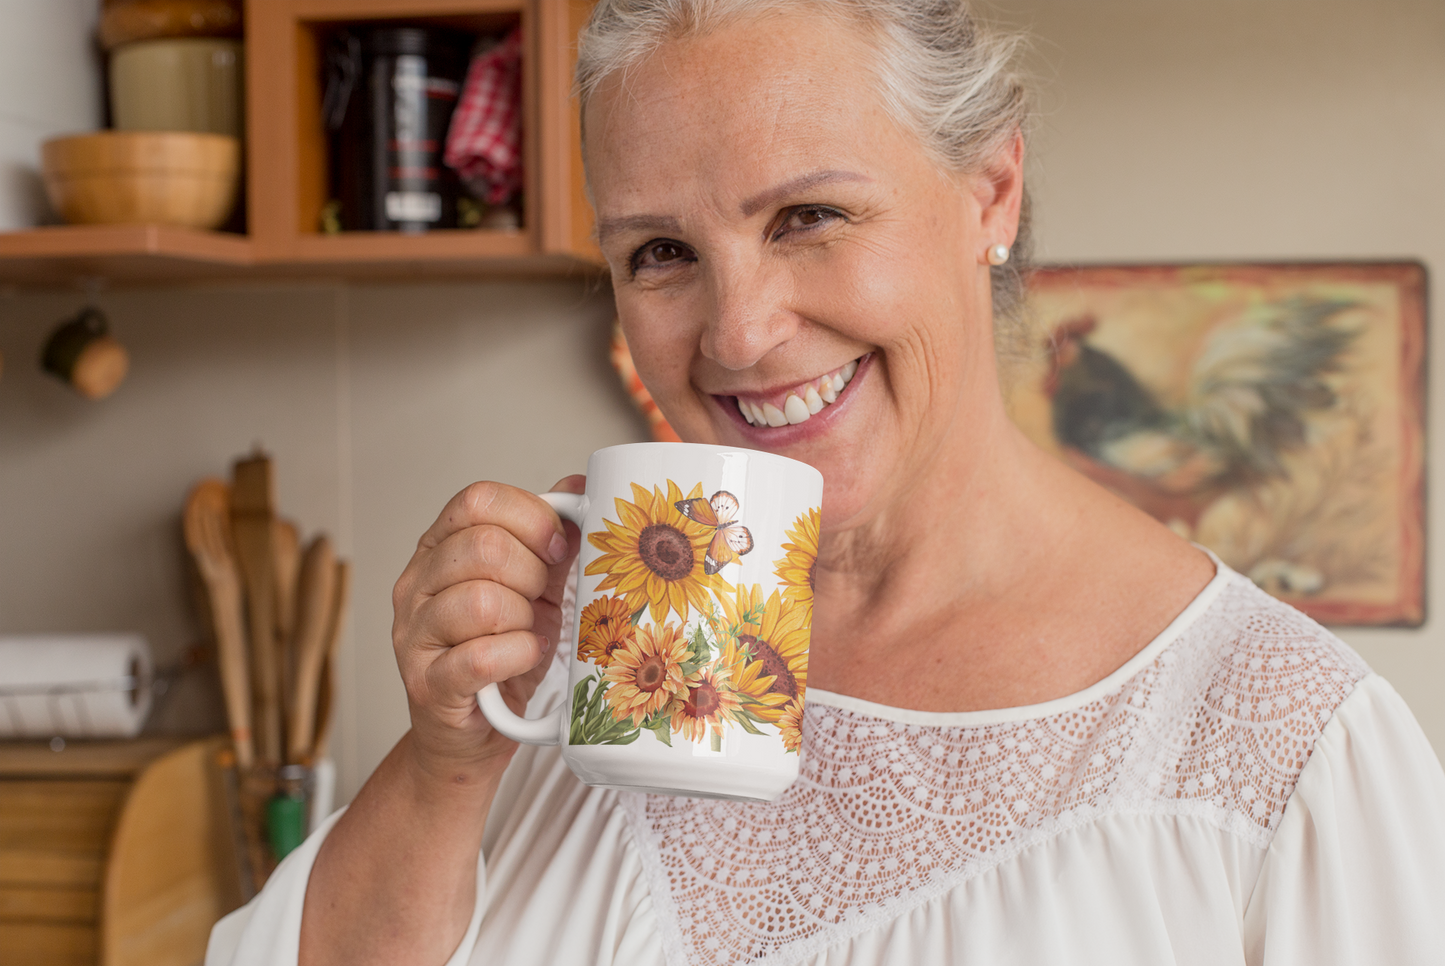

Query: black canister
[{"left": 324, "top": 27, "right": 469, "bottom": 232}]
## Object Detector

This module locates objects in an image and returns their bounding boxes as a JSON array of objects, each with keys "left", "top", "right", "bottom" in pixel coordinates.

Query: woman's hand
[{"left": 390, "top": 475, "right": 584, "bottom": 775}]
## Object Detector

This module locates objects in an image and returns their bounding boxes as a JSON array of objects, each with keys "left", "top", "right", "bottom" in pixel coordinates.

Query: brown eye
[
  {"left": 776, "top": 206, "right": 842, "bottom": 238},
  {"left": 632, "top": 239, "right": 695, "bottom": 273}
]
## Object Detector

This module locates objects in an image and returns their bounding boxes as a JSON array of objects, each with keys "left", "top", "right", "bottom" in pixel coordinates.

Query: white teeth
[
  {"left": 736, "top": 357, "right": 863, "bottom": 429},
  {"left": 804, "top": 385, "right": 824, "bottom": 414}
]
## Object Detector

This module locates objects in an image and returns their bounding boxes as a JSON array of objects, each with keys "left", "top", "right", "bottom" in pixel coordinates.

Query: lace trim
[{"left": 622, "top": 572, "right": 1370, "bottom": 966}]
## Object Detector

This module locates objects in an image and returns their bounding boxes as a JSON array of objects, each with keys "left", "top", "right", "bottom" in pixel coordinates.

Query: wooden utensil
[
  {"left": 272, "top": 518, "right": 301, "bottom": 729},
  {"left": 286, "top": 536, "right": 335, "bottom": 764},
  {"left": 181, "top": 479, "right": 254, "bottom": 770},
  {"left": 231, "top": 455, "right": 282, "bottom": 767},
  {"left": 310, "top": 560, "right": 351, "bottom": 763}
]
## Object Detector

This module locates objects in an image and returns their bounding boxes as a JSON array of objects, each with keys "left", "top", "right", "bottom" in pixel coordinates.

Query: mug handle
[{"left": 475, "top": 491, "right": 587, "bottom": 746}]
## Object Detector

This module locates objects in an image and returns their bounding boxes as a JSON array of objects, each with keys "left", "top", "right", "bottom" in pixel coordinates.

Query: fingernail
[{"left": 547, "top": 532, "right": 569, "bottom": 565}]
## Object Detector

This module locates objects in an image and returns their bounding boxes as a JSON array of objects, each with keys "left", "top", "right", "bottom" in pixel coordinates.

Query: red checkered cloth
[{"left": 444, "top": 27, "right": 523, "bottom": 205}]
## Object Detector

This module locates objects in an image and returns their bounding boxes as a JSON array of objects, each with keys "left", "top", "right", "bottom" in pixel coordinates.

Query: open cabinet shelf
[{"left": 0, "top": 0, "right": 603, "bottom": 288}]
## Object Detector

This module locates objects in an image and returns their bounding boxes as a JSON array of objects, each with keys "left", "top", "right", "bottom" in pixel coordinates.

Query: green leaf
[
  {"left": 734, "top": 713, "right": 766, "bottom": 736},
  {"left": 644, "top": 715, "right": 673, "bottom": 747},
  {"left": 631, "top": 604, "right": 648, "bottom": 626}
]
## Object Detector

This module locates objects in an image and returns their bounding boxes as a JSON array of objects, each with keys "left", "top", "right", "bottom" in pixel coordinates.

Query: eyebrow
[
  {"left": 739, "top": 169, "right": 871, "bottom": 217},
  {"left": 595, "top": 170, "right": 871, "bottom": 245},
  {"left": 595, "top": 213, "right": 684, "bottom": 246}
]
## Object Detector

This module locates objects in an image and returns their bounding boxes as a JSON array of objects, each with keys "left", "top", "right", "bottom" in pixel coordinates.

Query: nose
[{"left": 699, "top": 260, "right": 800, "bottom": 371}]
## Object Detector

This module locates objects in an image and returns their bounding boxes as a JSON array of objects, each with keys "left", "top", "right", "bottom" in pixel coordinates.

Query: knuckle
[
  {"left": 468, "top": 581, "right": 503, "bottom": 628},
  {"left": 473, "top": 524, "right": 512, "bottom": 568},
  {"left": 461, "top": 481, "right": 504, "bottom": 519}
]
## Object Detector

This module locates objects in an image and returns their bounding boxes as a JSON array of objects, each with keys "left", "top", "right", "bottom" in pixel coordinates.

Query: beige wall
[
  {"left": 0, "top": 0, "right": 101, "bottom": 228},
  {"left": 0, "top": 281, "right": 644, "bottom": 802},
  {"left": 991, "top": 0, "right": 1445, "bottom": 751},
  {"left": 0, "top": 0, "right": 1440, "bottom": 804}
]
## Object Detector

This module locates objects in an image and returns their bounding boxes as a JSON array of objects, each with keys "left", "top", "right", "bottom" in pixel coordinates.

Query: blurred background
[{"left": 0, "top": 0, "right": 1439, "bottom": 961}]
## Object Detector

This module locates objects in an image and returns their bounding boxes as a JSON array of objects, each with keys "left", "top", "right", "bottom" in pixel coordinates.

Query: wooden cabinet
[
  {"left": 0, "top": 0, "right": 602, "bottom": 287},
  {"left": 0, "top": 738, "right": 242, "bottom": 966}
]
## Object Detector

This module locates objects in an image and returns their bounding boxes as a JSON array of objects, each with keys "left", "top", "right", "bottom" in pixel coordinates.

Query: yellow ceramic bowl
[{"left": 41, "top": 131, "right": 240, "bottom": 229}]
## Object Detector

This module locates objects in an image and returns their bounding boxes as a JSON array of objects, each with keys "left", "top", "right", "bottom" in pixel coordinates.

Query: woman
[{"left": 210, "top": 2, "right": 1445, "bottom": 964}]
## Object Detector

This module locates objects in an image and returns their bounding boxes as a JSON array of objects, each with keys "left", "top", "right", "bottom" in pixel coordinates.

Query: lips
[{"left": 731, "top": 356, "right": 864, "bottom": 428}]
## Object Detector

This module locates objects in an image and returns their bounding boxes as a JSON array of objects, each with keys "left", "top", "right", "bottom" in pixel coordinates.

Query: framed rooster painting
[{"left": 1009, "top": 262, "right": 1426, "bottom": 626}]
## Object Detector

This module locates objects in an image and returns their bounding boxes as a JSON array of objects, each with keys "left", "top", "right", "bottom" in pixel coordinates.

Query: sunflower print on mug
[
  {"left": 576, "top": 595, "right": 634, "bottom": 666},
  {"left": 601, "top": 621, "right": 690, "bottom": 727},
  {"left": 774, "top": 507, "right": 819, "bottom": 625},
  {"left": 667, "top": 660, "right": 743, "bottom": 742},
  {"left": 711, "top": 584, "right": 809, "bottom": 724},
  {"left": 586, "top": 481, "right": 734, "bottom": 626}
]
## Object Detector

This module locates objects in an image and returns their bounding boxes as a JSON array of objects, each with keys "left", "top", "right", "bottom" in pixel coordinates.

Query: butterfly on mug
[{"left": 674, "top": 490, "right": 754, "bottom": 575}]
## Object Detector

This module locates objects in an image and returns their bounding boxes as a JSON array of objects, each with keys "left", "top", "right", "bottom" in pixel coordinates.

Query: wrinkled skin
[{"left": 298, "top": 10, "right": 1212, "bottom": 966}]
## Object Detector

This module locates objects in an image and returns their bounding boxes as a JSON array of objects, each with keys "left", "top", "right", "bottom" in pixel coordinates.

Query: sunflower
[
  {"left": 773, "top": 508, "right": 819, "bottom": 625},
  {"left": 667, "top": 662, "right": 742, "bottom": 743},
  {"left": 602, "top": 621, "right": 690, "bottom": 726},
  {"left": 586, "top": 480, "right": 733, "bottom": 625},
  {"left": 777, "top": 696, "right": 805, "bottom": 754},
  {"left": 576, "top": 595, "right": 634, "bottom": 666},
  {"left": 713, "top": 584, "right": 809, "bottom": 723}
]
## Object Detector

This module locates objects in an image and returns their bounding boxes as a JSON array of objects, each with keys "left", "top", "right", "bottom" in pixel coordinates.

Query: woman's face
[{"left": 585, "top": 10, "right": 1020, "bottom": 531}]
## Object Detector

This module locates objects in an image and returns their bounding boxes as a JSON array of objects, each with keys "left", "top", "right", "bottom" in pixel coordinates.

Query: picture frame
[{"left": 1011, "top": 262, "right": 1426, "bottom": 627}]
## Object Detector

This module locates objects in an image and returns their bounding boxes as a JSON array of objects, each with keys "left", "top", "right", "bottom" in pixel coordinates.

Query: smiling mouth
[{"left": 731, "top": 355, "right": 867, "bottom": 427}]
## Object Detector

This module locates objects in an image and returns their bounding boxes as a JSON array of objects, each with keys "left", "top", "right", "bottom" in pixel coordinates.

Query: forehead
[{"left": 583, "top": 10, "right": 907, "bottom": 215}]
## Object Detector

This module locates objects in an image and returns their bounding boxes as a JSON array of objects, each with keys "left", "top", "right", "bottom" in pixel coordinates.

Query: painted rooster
[{"left": 1044, "top": 297, "right": 1358, "bottom": 534}]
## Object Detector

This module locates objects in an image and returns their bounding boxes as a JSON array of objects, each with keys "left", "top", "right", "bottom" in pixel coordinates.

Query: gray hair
[{"left": 575, "top": 0, "right": 1035, "bottom": 355}]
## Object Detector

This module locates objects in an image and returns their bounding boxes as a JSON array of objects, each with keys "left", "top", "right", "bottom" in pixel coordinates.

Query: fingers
[
  {"left": 410, "top": 580, "right": 536, "bottom": 648},
  {"left": 550, "top": 474, "right": 586, "bottom": 496},
  {"left": 412, "top": 523, "right": 551, "bottom": 601},
  {"left": 419, "top": 482, "right": 569, "bottom": 568},
  {"left": 422, "top": 630, "right": 550, "bottom": 705}
]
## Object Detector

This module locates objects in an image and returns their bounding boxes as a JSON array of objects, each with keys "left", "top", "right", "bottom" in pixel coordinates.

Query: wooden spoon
[
  {"left": 287, "top": 536, "right": 335, "bottom": 764},
  {"left": 182, "top": 479, "right": 254, "bottom": 770},
  {"left": 231, "top": 454, "right": 282, "bottom": 766}
]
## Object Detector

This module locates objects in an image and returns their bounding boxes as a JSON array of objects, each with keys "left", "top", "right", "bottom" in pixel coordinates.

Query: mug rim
[{"left": 586, "top": 441, "right": 824, "bottom": 485}]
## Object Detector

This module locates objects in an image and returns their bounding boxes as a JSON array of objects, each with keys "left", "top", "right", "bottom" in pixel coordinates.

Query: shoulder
[
  {"left": 1130, "top": 568, "right": 1372, "bottom": 841},
  {"left": 1152, "top": 569, "right": 1369, "bottom": 728}
]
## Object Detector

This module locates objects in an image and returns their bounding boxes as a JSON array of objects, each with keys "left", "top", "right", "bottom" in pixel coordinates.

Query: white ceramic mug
[{"left": 478, "top": 442, "right": 823, "bottom": 801}]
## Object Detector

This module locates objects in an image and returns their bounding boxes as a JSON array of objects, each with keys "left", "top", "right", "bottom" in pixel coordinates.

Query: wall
[
  {"left": 0, "top": 281, "right": 643, "bottom": 803},
  {"left": 0, "top": 0, "right": 101, "bottom": 229},
  {"left": 0, "top": 0, "right": 1440, "bottom": 806},
  {"left": 985, "top": 0, "right": 1445, "bottom": 750}
]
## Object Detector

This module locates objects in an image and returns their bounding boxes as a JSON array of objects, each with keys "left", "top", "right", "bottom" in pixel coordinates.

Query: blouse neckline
[{"left": 805, "top": 553, "right": 1234, "bottom": 727}]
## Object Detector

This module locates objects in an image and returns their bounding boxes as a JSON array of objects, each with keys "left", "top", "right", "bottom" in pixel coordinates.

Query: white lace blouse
[{"left": 207, "top": 564, "right": 1445, "bottom": 965}]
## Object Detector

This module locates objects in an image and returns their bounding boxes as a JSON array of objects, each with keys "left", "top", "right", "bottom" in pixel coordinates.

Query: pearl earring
[{"left": 986, "top": 243, "right": 1011, "bottom": 266}]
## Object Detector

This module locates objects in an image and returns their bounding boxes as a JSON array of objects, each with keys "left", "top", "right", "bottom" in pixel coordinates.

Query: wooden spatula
[
  {"left": 182, "top": 479, "right": 254, "bottom": 770},
  {"left": 287, "top": 536, "right": 335, "bottom": 764},
  {"left": 310, "top": 560, "right": 351, "bottom": 763},
  {"left": 272, "top": 518, "right": 301, "bottom": 733},
  {"left": 231, "top": 454, "right": 282, "bottom": 767}
]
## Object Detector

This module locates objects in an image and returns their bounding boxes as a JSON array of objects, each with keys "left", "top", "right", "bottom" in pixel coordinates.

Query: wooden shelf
[
  {"left": 0, "top": 0, "right": 604, "bottom": 289},
  {"left": 0, "top": 225, "right": 252, "bottom": 286}
]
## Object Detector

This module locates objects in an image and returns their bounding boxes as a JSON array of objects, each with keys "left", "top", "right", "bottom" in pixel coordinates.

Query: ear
[{"left": 970, "top": 129, "right": 1025, "bottom": 250}]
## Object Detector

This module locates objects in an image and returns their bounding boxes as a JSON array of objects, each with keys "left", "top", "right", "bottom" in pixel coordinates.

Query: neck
[{"left": 812, "top": 372, "right": 1071, "bottom": 664}]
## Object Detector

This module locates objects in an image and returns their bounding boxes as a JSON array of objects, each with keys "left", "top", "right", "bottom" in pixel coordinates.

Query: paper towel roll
[{"left": 0, "top": 634, "right": 153, "bottom": 738}]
